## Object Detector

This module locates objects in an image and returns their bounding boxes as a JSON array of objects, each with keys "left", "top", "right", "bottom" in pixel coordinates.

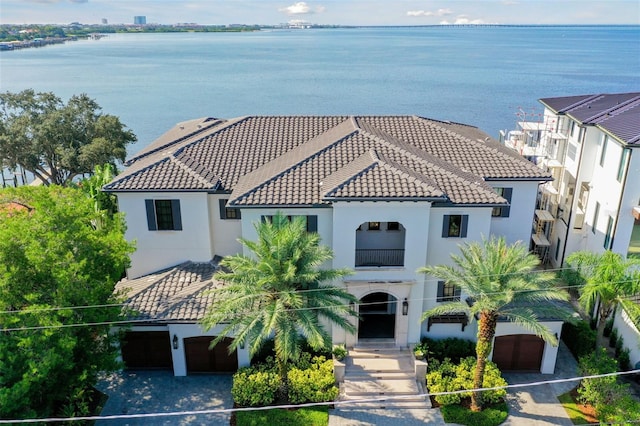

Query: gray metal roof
[
  {"left": 105, "top": 115, "right": 551, "bottom": 205},
  {"left": 540, "top": 92, "right": 640, "bottom": 146}
]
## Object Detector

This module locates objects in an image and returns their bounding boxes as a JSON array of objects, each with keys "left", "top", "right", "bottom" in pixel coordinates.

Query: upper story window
[
  {"left": 569, "top": 121, "right": 577, "bottom": 137},
  {"left": 437, "top": 281, "right": 460, "bottom": 302},
  {"left": 368, "top": 221, "right": 381, "bottom": 231},
  {"left": 442, "top": 214, "right": 468, "bottom": 238},
  {"left": 387, "top": 221, "right": 400, "bottom": 231},
  {"left": 592, "top": 202, "right": 600, "bottom": 235},
  {"left": 219, "top": 199, "right": 242, "bottom": 220},
  {"left": 599, "top": 135, "right": 608, "bottom": 167},
  {"left": 145, "top": 199, "right": 182, "bottom": 231},
  {"left": 604, "top": 216, "right": 614, "bottom": 249},
  {"left": 567, "top": 143, "right": 577, "bottom": 161},
  {"left": 262, "top": 215, "right": 318, "bottom": 233},
  {"left": 491, "top": 187, "right": 512, "bottom": 217},
  {"left": 617, "top": 148, "right": 630, "bottom": 183}
]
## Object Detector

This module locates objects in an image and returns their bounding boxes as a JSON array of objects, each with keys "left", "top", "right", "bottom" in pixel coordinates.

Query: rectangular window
[
  {"left": 592, "top": 202, "right": 600, "bottom": 235},
  {"left": 442, "top": 214, "right": 468, "bottom": 238},
  {"left": 368, "top": 222, "right": 380, "bottom": 231},
  {"left": 604, "top": 216, "right": 614, "bottom": 249},
  {"left": 555, "top": 238, "right": 561, "bottom": 261},
  {"left": 491, "top": 187, "right": 512, "bottom": 217},
  {"left": 600, "top": 135, "right": 608, "bottom": 167},
  {"left": 219, "top": 199, "right": 241, "bottom": 220},
  {"left": 437, "top": 281, "right": 461, "bottom": 302},
  {"left": 567, "top": 143, "right": 577, "bottom": 161},
  {"left": 387, "top": 221, "right": 400, "bottom": 231},
  {"left": 570, "top": 121, "right": 576, "bottom": 137},
  {"left": 145, "top": 199, "right": 182, "bottom": 231},
  {"left": 617, "top": 149, "right": 629, "bottom": 182},
  {"left": 261, "top": 215, "right": 317, "bottom": 233}
]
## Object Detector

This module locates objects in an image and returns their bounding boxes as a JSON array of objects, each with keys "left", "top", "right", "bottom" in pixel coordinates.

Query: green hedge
[
  {"left": 420, "top": 337, "right": 476, "bottom": 365},
  {"left": 232, "top": 365, "right": 279, "bottom": 407},
  {"left": 561, "top": 320, "right": 596, "bottom": 359},
  {"left": 427, "top": 357, "right": 507, "bottom": 406},
  {"left": 441, "top": 401, "right": 508, "bottom": 426},
  {"left": 288, "top": 356, "right": 339, "bottom": 404}
]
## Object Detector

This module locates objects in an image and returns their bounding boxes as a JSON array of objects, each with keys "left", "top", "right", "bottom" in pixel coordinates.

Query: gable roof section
[
  {"left": 106, "top": 115, "right": 551, "bottom": 205},
  {"left": 539, "top": 92, "right": 640, "bottom": 146},
  {"left": 116, "top": 260, "right": 221, "bottom": 322}
]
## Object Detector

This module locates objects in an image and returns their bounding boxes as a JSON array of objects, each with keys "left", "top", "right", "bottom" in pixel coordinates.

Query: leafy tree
[
  {"left": 0, "top": 90, "right": 136, "bottom": 186},
  {"left": 201, "top": 213, "right": 357, "bottom": 401},
  {"left": 567, "top": 250, "right": 640, "bottom": 348},
  {"left": 0, "top": 186, "right": 134, "bottom": 419},
  {"left": 419, "top": 236, "right": 571, "bottom": 411}
]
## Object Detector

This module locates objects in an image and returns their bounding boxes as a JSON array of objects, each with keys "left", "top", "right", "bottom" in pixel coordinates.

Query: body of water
[{"left": 1, "top": 26, "right": 638, "bottom": 155}]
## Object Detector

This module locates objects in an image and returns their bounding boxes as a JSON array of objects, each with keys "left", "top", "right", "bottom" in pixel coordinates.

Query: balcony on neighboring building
[{"left": 355, "top": 221, "right": 406, "bottom": 267}]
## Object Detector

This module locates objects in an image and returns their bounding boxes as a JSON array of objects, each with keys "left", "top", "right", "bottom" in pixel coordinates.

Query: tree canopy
[
  {"left": 419, "top": 236, "right": 571, "bottom": 411},
  {"left": 0, "top": 186, "right": 134, "bottom": 419},
  {"left": 0, "top": 90, "right": 136, "bottom": 186},
  {"left": 201, "top": 213, "right": 356, "bottom": 400}
]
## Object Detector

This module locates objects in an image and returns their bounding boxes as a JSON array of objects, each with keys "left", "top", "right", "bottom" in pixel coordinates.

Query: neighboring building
[
  {"left": 504, "top": 92, "right": 640, "bottom": 366},
  {"left": 133, "top": 16, "right": 147, "bottom": 25},
  {"left": 106, "top": 115, "right": 564, "bottom": 375}
]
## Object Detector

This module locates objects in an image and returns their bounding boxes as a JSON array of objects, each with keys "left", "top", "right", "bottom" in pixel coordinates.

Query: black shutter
[
  {"left": 442, "top": 215, "right": 450, "bottom": 238},
  {"left": 454, "top": 286, "right": 461, "bottom": 299},
  {"left": 219, "top": 199, "right": 227, "bottom": 219},
  {"left": 437, "top": 281, "right": 445, "bottom": 301},
  {"left": 460, "top": 215, "right": 468, "bottom": 238},
  {"left": 306, "top": 215, "right": 318, "bottom": 233},
  {"left": 171, "top": 200, "right": 182, "bottom": 230},
  {"left": 145, "top": 199, "right": 157, "bottom": 230},
  {"left": 501, "top": 188, "right": 512, "bottom": 217}
]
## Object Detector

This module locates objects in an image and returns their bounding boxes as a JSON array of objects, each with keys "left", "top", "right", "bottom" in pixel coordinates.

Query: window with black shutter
[
  {"left": 145, "top": 199, "right": 182, "bottom": 231},
  {"left": 442, "top": 214, "right": 468, "bottom": 238}
]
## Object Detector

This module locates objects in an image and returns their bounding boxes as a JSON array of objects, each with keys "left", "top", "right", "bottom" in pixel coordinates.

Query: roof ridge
[
  {"left": 229, "top": 117, "right": 358, "bottom": 204},
  {"left": 586, "top": 95, "right": 640, "bottom": 123},
  {"left": 558, "top": 94, "right": 603, "bottom": 114},
  {"left": 322, "top": 149, "right": 378, "bottom": 198},
  {"left": 169, "top": 156, "right": 220, "bottom": 189},
  {"left": 374, "top": 151, "right": 443, "bottom": 195}
]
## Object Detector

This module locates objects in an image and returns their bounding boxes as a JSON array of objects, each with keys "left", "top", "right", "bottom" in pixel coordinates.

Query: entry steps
[{"left": 337, "top": 344, "right": 431, "bottom": 410}]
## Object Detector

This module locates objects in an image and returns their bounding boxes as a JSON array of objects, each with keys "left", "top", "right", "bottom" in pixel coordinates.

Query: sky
[{"left": 1, "top": 0, "right": 639, "bottom": 26}]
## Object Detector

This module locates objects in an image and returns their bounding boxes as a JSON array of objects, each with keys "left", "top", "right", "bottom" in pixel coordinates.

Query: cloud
[
  {"left": 69, "top": 0, "right": 88, "bottom": 3},
  {"left": 440, "top": 15, "right": 490, "bottom": 25},
  {"left": 280, "top": 2, "right": 311, "bottom": 15},
  {"left": 407, "top": 8, "right": 452, "bottom": 18}
]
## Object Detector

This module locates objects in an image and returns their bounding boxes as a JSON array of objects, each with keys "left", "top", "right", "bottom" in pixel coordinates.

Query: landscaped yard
[
  {"left": 234, "top": 406, "right": 329, "bottom": 426},
  {"left": 558, "top": 389, "right": 598, "bottom": 425}
]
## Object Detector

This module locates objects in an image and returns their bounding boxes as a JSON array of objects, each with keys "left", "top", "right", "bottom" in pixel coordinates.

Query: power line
[{"left": 1, "top": 369, "right": 639, "bottom": 424}]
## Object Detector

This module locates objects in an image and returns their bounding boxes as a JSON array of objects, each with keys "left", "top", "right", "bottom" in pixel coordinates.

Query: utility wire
[{"left": 1, "top": 369, "right": 639, "bottom": 424}]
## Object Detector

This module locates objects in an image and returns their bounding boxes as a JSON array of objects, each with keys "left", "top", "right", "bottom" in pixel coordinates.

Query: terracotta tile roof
[
  {"left": 116, "top": 261, "right": 221, "bottom": 322},
  {"left": 106, "top": 115, "right": 550, "bottom": 205},
  {"left": 540, "top": 92, "right": 640, "bottom": 145}
]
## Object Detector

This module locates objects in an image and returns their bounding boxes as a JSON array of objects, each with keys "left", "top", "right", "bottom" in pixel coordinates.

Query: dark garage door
[
  {"left": 493, "top": 335, "right": 544, "bottom": 372},
  {"left": 121, "top": 331, "right": 173, "bottom": 369},
  {"left": 185, "top": 336, "right": 238, "bottom": 373}
]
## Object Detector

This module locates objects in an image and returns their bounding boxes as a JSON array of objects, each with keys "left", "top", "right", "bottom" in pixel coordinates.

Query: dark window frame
[
  {"left": 261, "top": 215, "right": 318, "bottom": 233},
  {"left": 437, "top": 280, "right": 461, "bottom": 302},
  {"left": 442, "top": 214, "right": 468, "bottom": 238},
  {"left": 145, "top": 199, "right": 182, "bottom": 231},
  {"left": 592, "top": 201, "right": 600, "bottom": 235},
  {"left": 617, "top": 148, "right": 629, "bottom": 183},
  {"left": 600, "top": 135, "right": 608, "bottom": 167},
  {"left": 491, "top": 187, "right": 513, "bottom": 218},
  {"left": 386, "top": 221, "right": 400, "bottom": 231},
  {"left": 604, "top": 216, "right": 614, "bottom": 249},
  {"left": 368, "top": 222, "right": 381, "bottom": 231},
  {"left": 219, "top": 199, "right": 241, "bottom": 220}
]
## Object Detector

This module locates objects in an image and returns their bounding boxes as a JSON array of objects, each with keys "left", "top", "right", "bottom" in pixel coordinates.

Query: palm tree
[
  {"left": 566, "top": 250, "right": 640, "bottom": 347},
  {"left": 201, "top": 213, "right": 357, "bottom": 400},
  {"left": 419, "top": 236, "right": 570, "bottom": 411}
]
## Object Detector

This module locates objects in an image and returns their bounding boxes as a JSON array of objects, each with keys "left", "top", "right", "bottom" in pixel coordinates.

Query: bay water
[{"left": 0, "top": 26, "right": 638, "bottom": 155}]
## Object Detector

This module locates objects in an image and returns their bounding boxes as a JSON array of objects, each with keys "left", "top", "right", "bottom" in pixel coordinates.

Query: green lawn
[
  {"left": 235, "top": 406, "right": 329, "bottom": 426},
  {"left": 558, "top": 391, "right": 598, "bottom": 425},
  {"left": 440, "top": 401, "right": 508, "bottom": 426}
]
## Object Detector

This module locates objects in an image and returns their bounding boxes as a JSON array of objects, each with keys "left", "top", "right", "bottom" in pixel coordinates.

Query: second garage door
[
  {"left": 121, "top": 331, "right": 173, "bottom": 370},
  {"left": 493, "top": 334, "right": 544, "bottom": 372},
  {"left": 184, "top": 336, "right": 238, "bottom": 373}
]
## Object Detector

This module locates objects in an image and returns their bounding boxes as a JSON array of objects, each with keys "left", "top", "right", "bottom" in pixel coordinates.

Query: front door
[{"left": 357, "top": 292, "right": 397, "bottom": 339}]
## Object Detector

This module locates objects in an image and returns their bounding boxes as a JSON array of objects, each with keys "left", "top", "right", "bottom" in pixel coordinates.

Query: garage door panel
[
  {"left": 185, "top": 336, "right": 238, "bottom": 373},
  {"left": 121, "top": 331, "right": 172, "bottom": 370},
  {"left": 493, "top": 334, "right": 543, "bottom": 372}
]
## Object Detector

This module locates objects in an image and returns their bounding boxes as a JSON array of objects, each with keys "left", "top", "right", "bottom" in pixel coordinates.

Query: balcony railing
[{"left": 355, "top": 249, "right": 404, "bottom": 267}]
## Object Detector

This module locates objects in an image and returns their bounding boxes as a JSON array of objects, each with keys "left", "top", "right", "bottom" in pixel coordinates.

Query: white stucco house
[
  {"left": 105, "top": 115, "right": 567, "bottom": 376},
  {"left": 505, "top": 92, "right": 640, "bottom": 367}
]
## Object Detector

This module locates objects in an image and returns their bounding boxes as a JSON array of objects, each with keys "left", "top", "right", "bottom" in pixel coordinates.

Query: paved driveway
[{"left": 96, "top": 371, "right": 233, "bottom": 425}]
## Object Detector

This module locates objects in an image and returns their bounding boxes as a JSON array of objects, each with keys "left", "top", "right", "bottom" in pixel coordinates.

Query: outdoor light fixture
[
  {"left": 402, "top": 298, "right": 409, "bottom": 316},
  {"left": 172, "top": 334, "right": 179, "bottom": 350}
]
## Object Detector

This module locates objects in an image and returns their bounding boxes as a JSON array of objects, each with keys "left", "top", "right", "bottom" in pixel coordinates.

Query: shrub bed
[
  {"left": 427, "top": 357, "right": 507, "bottom": 406},
  {"left": 420, "top": 337, "right": 476, "bottom": 366},
  {"left": 561, "top": 320, "right": 596, "bottom": 359},
  {"left": 440, "top": 401, "right": 508, "bottom": 426}
]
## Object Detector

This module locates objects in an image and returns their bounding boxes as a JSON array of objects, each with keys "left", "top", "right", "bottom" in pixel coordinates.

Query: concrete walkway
[{"left": 96, "top": 370, "right": 233, "bottom": 425}]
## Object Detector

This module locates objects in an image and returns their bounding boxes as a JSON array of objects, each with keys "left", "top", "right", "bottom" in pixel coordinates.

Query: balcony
[{"left": 355, "top": 249, "right": 404, "bottom": 267}]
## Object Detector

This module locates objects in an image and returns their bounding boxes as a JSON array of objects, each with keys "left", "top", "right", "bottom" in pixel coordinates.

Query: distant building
[
  {"left": 133, "top": 16, "right": 147, "bottom": 25},
  {"left": 101, "top": 18, "right": 108, "bottom": 25}
]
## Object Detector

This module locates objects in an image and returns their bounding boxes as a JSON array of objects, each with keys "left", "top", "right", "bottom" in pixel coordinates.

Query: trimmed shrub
[
  {"left": 608, "top": 328, "right": 618, "bottom": 348},
  {"left": 561, "top": 320, "right": 596, "bottom": 359},
  {"left": 427, "top": 357, "right": 507, "bottom": 406},
  {"left": 288, "top": 356, "right": 339, "bottom": 404},
  {"left": 421, "top": 337, "right": 476, "bottom": 366},
  {"left": 603, "top": 318, "right": 614, "bottom": 337},
  {"left": 232, "top": 366, "right": 279, "bottom": 407},
  {"left": 618, "top": 348, "right": 630, "bottom": 371},
  {"left": 440, "top": 401, "right": 508, "bottom": 426},
  {"left": 614, "top": 335, "right": 624, "bottom": 357}
]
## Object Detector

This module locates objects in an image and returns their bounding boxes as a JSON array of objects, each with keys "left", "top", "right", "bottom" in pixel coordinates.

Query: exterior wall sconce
[
  {"left": 402, "top": 298, "right": 409, "bottom": 316},
  {"left": 172, "top": 334, "right": 179, "bottom": 350}
]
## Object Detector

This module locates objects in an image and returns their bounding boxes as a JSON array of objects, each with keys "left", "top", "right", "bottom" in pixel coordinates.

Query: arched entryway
[{"left": 358, "top": 292, "right": 397, "bottom": 339}]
